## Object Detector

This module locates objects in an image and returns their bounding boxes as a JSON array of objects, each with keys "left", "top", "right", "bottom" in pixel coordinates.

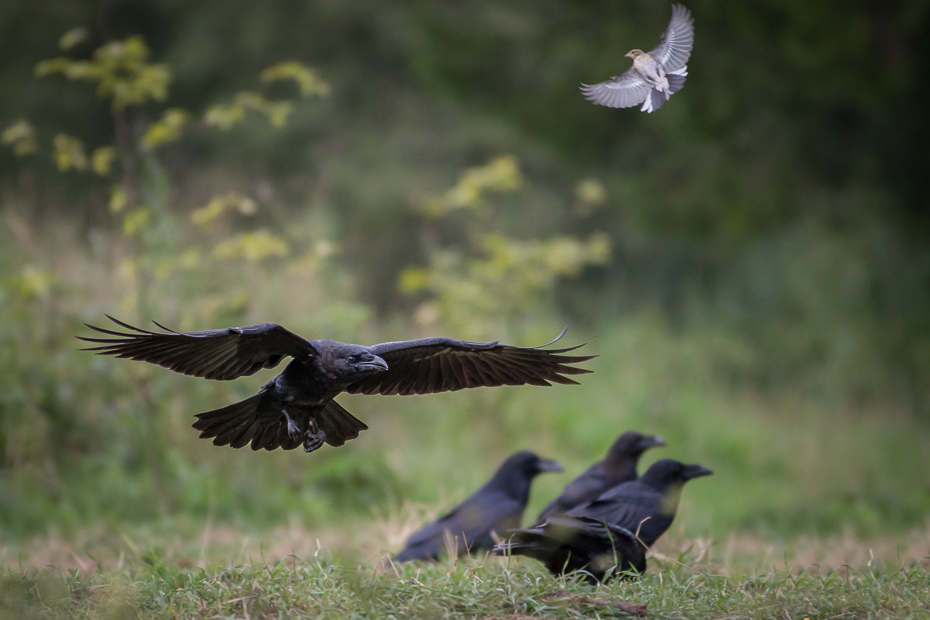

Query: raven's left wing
[
  {"left": 78, "top": 315, "right": 316, "bottom": 380},
  {"left": 344, "top": 328, "right": 594, "bottom": 396}
]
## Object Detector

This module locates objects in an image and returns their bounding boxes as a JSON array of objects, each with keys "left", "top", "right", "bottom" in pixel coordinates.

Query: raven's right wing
[
  {"left": 345, "top": 328, "right": 593, "bottom": 396},
  {"left": 580, "top": 68, "right": 651, "bottom": 109},
  {"left": 78, "top": 315, "right": 316, "bottom": 380}
]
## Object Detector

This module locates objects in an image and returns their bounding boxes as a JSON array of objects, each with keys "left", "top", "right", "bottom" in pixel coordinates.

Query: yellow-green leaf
[
  {"left": 260, "top": 61, "right": 331, "bottom": 97},
  {"left": 92, "top": 146, "right": 117, "bottom": 175},
  {"left": 59, "top": 28, "right": 89, "bottom": 51},
  {"left": 123, "top": 207, "right": 150, "bottom": 236},
  {"left": 1, "top": 120, "right": 38, "bottom": 156},
  {"left": 141, "top": 108, "right": 190, "bottom": 150},
  {"left": 576, "top": 178, "right": 606, "bottom": 206},
  {"left": 52, "top": 134, "right": 88, "bottom": 172},
  {"left": 213, "top": 229, "right": 290, "bottom": 262},
  {"left": 109, "top": 185, "right": 128, "bottom": 213}
]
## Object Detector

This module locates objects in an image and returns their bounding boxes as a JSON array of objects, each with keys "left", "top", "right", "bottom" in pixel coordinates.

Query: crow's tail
[
  {"left": 191, "top": 388, "right": 290, "bottom": 450},
  {"left": 318, "top": 400, "right": 368, "bottom": 447}
]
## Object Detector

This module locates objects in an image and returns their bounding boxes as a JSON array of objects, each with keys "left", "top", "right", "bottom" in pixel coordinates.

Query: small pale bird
[{"left": 580, "top": 4, "right": 695, "bottom": 113}]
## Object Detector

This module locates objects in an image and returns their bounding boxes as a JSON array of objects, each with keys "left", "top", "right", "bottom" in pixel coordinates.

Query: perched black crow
[
  {"left": 534, "top": 431, "right": 665, "bottom": 524},
  {"left": 78, "top": 317, "right": 592, "bottom": 454},
  {"left": 395, "top": 451, "right": 563, "bottom": 563},
  {"left": 495, "top": 458, "right": 712, "bottom": 583}
]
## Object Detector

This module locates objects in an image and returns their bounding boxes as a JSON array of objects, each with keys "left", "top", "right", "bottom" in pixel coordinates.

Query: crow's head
[
  {"left": 639, "top": 458, "right": 713, "bottom": 491},
  {"left": 638, "top": 458, "right": 712, "bottom": 517},
  {"left": 325, "top": 343, "right": 389, "bottom": 381},
  {"left": 487, "top": 451, "right": 563, "bottom": 501},
  {"left": 608, "top": 431, "right": 666, "bottom": 460}
]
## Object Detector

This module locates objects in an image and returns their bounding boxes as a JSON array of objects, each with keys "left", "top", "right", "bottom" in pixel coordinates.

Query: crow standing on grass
[
  {"left": 495, "top": 459, "right": 712, "bottom": 583},
  {"left": 581, "top": 4, "right": 695, "bottom": 113},
  {"left": 395, "top": 451, "right": 563, "bottom": 563},
  {"left": 78, "top": 317, "right": 592, "bottom": 454},
  {"left": 534, "top": 431, "right": 665, "bottom": 524}
]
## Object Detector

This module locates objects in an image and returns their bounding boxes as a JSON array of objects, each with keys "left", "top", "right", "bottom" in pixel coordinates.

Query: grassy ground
[{"left": 3, "top": 530, "right": 929, "bottom": 619}]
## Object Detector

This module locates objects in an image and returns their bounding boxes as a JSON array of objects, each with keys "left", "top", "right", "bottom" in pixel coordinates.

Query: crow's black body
[
  {"left": 534, "top": 431, "right": 665, "bottom": 524},
  {"left": 496, "top": 459, "right": 712, "bottom": 583},
  {"left": 395, "top": 451, "right": 562, "bottom": 563},
  {"left": 79, "top": 317, "right": 592, "bottom": 454}
]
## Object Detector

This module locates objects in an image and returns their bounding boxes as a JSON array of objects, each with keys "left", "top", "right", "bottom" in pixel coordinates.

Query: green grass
[{"left": 3, "top": 548, "right": 929, "bottom": 619}]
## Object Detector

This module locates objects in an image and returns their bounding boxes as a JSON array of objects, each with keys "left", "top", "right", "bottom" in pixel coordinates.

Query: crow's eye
[{"left": 347, "top": 355, "right": 358, "bottom": 363}]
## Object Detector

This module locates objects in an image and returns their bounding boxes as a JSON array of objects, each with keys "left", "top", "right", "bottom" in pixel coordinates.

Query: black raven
[
  {"left": 495, "top": 458, "right": 712, "bottom": 582},
  {"left": 395, "top": 451, "right": 562, "bottom": 563},
  {"left": 534, "top": 431, "right": 665, "bottom": 524},
  {"left": 78, "top": 317, "right": 592, "bottom": 454}
]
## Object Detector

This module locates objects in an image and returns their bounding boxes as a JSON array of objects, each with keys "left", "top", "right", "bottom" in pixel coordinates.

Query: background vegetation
[{"left": 1, "top": 0, "right": 929, "bottom": 597}]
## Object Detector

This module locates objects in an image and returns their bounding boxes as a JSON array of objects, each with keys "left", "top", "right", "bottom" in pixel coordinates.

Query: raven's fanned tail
[
  {"left": 318, "top": 400, "right": 368, "bottom": 446},
  {"left": 191, "top": 389, "right": 296, "bottom": 450}
]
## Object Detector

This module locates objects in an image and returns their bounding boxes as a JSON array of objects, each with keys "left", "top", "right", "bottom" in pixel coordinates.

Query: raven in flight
[
  {"left": 534, "top": 431, "right": 665, "bottom": 524},
  {"left": 78, "top": 317, "right": 592, "bottom": 454},
  {"left": 495, "top": 458, "right": 712, "bottom": 583},
  {"left": 395, "top": 451, "right": 562, "bottom": 563}
]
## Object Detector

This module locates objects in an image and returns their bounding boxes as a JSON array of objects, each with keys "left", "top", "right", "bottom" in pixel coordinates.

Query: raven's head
[
  {"left": 327, "top": 343, "right": 389, "bottom": 381},
  {"left": 609, "top": 431, "right": 666, "bottom": 459},
  {"left": 638, "top": 458, "right": 712, "bottom": 517},
  {"left": 486, "top": 450, "right": 563, "bottom": 502},
  {"left": 639, "top": 458, "right": 713, "bottom": 491}
]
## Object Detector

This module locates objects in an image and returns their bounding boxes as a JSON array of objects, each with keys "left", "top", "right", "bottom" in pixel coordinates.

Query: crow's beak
[
  {"left": 682, "top": 464, "right": 713, "bottom": 480},
  {"left": 360, "top": 355, "right": 389, "bottom": 372},
  {"left": 536, "top": 458, "right": 564, "bottom": 473},
  {"left": 643, "top": 435, "right": 666, "bottom": 449}
]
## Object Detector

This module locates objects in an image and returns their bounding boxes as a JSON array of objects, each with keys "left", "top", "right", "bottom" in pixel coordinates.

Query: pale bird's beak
[{"left": 625, "top": 51, "right": 634, "bottom": 58}]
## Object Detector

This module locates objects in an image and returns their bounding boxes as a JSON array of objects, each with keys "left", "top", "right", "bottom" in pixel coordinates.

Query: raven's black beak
[
  {"left": 359, "top": 355, "right": 389, "bottom": 372},
  {"left": 643, "top": 435, "right": 666, "bottom": 449},
  {"left": 682, "top": 464, "right": 713, "bottom": 480},
  {"left": 536, "top": 458, "right": 564, "bottom": 473}
]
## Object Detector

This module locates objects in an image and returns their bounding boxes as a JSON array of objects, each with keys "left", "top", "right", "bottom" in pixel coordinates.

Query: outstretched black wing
[
  {"left": 344, "top": 328, "right": 594, "bottom": 396},
  {"left": 78, "top": 315, "right": 316, "bottom": 380}
]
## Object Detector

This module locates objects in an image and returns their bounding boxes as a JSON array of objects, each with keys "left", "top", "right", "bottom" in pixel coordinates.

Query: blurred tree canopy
[{"left": 1, "top": 0, "right": 929, "bottom": 412}]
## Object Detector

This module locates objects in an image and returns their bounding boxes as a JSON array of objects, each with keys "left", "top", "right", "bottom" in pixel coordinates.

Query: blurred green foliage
[{"left": 0, "top": 0, "right": 929, "bottom": 545}]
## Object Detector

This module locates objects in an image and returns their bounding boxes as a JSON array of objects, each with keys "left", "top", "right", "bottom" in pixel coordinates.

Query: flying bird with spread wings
[
  {"left": 78, "top": 317, "right": 593, "bottom": 454},
  {"left": 580, "top": 4, "right": 695, "bottom": 113}
]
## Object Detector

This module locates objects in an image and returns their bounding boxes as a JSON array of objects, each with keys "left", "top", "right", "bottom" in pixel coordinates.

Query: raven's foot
[
  {"left": 283, "top": 406, "right": 300, "bottom": 441},
  {"left": 302, "top": 418, "right": 326, "bottom": 453}
]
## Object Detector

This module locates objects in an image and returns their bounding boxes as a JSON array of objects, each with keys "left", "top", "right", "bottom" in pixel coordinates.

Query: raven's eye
[{"left": 347, "top": 355, "right": 358, "bottom": 363}]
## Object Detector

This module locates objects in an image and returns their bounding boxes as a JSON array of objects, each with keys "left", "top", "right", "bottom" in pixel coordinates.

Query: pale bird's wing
[
  {"left": 580, "top": 68, "right": 651, "bottom": 109},
  {"left": 648, "top": 3, "right": 695, "bottom": 72}
]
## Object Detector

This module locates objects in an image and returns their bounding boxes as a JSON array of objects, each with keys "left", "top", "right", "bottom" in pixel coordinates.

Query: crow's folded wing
[
  {"left": 344, "top": 328, "right": 593, "bottom": 396},
  {"left": 78, "top": 315, "right": 316, "bottom": 380}
]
